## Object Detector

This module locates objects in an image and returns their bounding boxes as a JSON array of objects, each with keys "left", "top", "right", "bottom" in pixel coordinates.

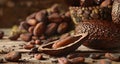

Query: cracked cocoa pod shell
[
  {"left": 20, "top": 33, "right": 32, "bottom": 42},
  {"left": 57, "top": 22, "right": 68, "bottom": 34},
  {"left": 75, "top": 20, "right": 120, "bottom": 50},
  {"left": 33, "top": 22, "right": 46, "bottom": 36},
  {"left": 0, "top": 31, "right": 4, "bottom": 39},
  {"left": 45, "top": 23, "right": 58, "bottom": 36},
  {"left": 112, "top": 0, "right": 120, "bottom": 24},
  {"left": 4, "top": 51, "right": 21, "bottom": 62}
]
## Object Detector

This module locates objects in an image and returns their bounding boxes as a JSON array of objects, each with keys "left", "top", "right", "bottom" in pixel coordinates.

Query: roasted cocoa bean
[
  {"left": 105, "top": 53, "right": 120, "bottom": 61},
  {"left": 52, "top": 35, "right": 81, "bottom": 49},
  {"left": 20, "top": 33, "right": 32, "bottom": 42},
  {"left": 45, "top": 23, "right": 58, "bottom": 36},
  {"left": 69, "top": 57, "right": 85, "bottom": 64},
  {"left": 57, "top": 22, "right": 68, "bottom": 34},
  {"left": 28, "top": 26, "right": 34, "bottom": 33},
  {"left": 48, "top": 13, "right": 62, "bottom": 23},
  {"left": 19, "top": 22, "right": 30, "bottom": 31},
  {"left": 9, "top": 33, "right": 20, "bottom": 41},
  {"left": 26, "top": 19, "right": 37, "bottom": 26},
  {"left": 4, "top": 51, "right": 21, "bottom": 62},
  {"left": 35, "top": 10, "right": 48, "bottom": 22},
  {"left": 33, "top": 22, "right": 46, "bottom": 36},
  {"left": 0, "top": 31, "right": 4, "bottom": 39},
  {"left": 50, "top": 4, "right": 60, "bottom": 13},
  {"left": 100, "top": 0, "right": 111, "bottom": 7},
  {"left": 34, "top": 54, "right": 43, "bottom": 60}
]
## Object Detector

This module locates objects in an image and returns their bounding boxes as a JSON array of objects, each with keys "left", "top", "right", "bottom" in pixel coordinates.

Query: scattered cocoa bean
[
  {"left": 4, "top": 51, "right": 21, "bottom": 62},
  {"left": 89, "top": 53, "right": 103, "bottom": 59},
  {"left": 35, "top": 10, "right": 47, "bottom": 22},
  {"left": 34, "top": 54, "right": 43, "bottom": 60},
  {"left": 20, "top": 33, "right": 32, "bottom": 42},
  {"left": 57, "top": 22, "right": 68, "bottom": 34},
  {"left": 52, "top": 35, "right": 81, "bottom": 49},
  {"left": 48, "top": 13, "right": 62, "bottom": 23},
  {"left": 33, "top": 22, "right": 46, "bottom": 36},
  {"left": 58, "top": 57, "right": 71, "bottom": 64},
  {"left": 45, "top": 23, "right": 58, "bottom": 36},
  {"left": 105, "top": 53, "right": 120, "bottom": 61},
  {"left": 69, "top": 57, "right": 85, "bottom": 64},
  {"left": 35, "top": 39, "right": 42, "bottom": 45},
  {"left": 0, "top": 31, "right": 4, "bottom": 39},
  {"left": 96, "top": 60, "right": 111, "bottom": 64},
  {"left": 23, "top": 43, "right": 35, "bottom": 50},
  {"left": 28, "top": 26, "right": 34, "bottom": 33},
  {"left": 26, "top": 19, "right": 37, "bottom": 26}
]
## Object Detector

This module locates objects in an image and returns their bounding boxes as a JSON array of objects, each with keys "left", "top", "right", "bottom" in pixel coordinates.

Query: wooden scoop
[{"left": 38, "top": 32, "right": 88, "bottom": 56}]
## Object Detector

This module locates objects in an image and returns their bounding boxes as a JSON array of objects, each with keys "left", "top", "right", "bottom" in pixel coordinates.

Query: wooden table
[{"left": 0, "top": 29, "right": 120, "bottom": 64}]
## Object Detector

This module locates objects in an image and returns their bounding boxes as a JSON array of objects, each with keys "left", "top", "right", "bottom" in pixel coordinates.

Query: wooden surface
[{"left": 0, "top": 29, "right": 120, "bottom": 64}]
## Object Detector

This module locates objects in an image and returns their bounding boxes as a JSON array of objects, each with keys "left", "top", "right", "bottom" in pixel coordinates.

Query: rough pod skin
[{"left": 75, "top": 20, "right": 120, "bottom": 50}]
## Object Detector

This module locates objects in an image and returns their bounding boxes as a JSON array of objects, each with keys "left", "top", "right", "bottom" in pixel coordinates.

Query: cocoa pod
[
  {"left": 52, "top": 35, "right": 81, "bottom": 49},
  {"left": 0, "top": 31, "right": 4, "bottom": 39},
  {"left": 35, "top": 10, "right": 48, "bottom": 22},
  {"left": 48, "top": 13, "right": 62, "bottom": 23},
  {"left": 45, "top": 23, "right": 58, "bottom": 36},
  {"left": 26, "top": 19, "right": 37, "bottom": 26},
  {"left": 20, "top": 33, "right": 32, "bottom": 42},
  {"left": 57, "top": 22, "right": 68, "bottom": 34},
  {"left": 28, "top": 26, "right": 34, "bottom": 33},
  {"left": 33, "top": 22, "right": 46, "bottom": 36},
  {"left": 105, "top": 53, "right": 120, "bottom": 61},
  {"left": 4, "top": 51, "right": 21, "bottom": 62}
]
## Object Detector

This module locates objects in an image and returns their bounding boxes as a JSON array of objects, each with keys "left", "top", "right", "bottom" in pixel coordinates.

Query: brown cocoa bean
[
  {"left": 33, "top": 22, "right": 46, "bottom": 36},
  {"left": 48, "top": 13, "right": 62, "bottom": 23},
  {"left": 60, "top": 33, "right": 70, "bottom": 40},
  {"left": 96, "top": 60, "right": 111, "bottom": 64},
  {"left": 9, "top": 33, "right": 20, "bottom": 41},
  {"left": 58, "top": 57, "right": 71, "bottom": 64},
  {"left": 69, "top": 57, "right": 85, "bottom": 64},
  {"left": 35, "top": 10, "right": 47, "bottom": 22},
  {"left": 4, "top": 51, "right": 21, "bottom": 62},
  {"left": 26, "top": 19, "right": 37, "bottom": 26},
  {"left": 105, "top": 53, "right": 120, "bottom": 61},
  {"left": 19, "top": 22, "right": 30, "bottom": 31},
  {"left": 50, "top": 4, "right": 60, "bottom": 13},
  {"left": 28, "top": 26, "right": 34, "bottom": 33},
  {"left": 34, "top": 54, "right": 43, "bottom": 60},
  {"left": 32, "top": 36, "right": 39, "bottom": 40},
  {"left": 20, "top": 33, "right": 32, "bottom": 42},
  {"left": 57, "top": 22, "right": 68, "bottom": 34},
  {"left": 45, "top": 23, "right": 58, "bottom": 36},
  {"left": 52, "top": 35, "right": 81, "bottom": 49},
  {"left": 26, "top": 12, "right": 36, "bottom": 21},
  {"left": 0, "top": 31, "right": 4, "bottom": 39},
  {"left": 35, "top": 39, "right": 42, "bottom": 45},
  {"left": 39, "top": 35, "right": 46, "bottom": 40},
  {"left": 23, "top": 43, "right": 35, "bottom": 50},
  {"left": 100, "top": 0, "right": 111, "bottom": 7}
]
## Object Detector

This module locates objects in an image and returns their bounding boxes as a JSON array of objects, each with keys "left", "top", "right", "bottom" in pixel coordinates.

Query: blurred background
[{"left": 0, "top": 0, "right": 79, "bottom": 28}]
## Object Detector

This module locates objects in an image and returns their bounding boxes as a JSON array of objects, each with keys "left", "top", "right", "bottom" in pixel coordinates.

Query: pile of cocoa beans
[{"left": 8, "top": 4, "right": 74, "bottom": 49}]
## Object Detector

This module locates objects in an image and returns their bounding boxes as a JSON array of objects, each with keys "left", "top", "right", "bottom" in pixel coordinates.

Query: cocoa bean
[
  {"left": 34, "top": 54, "right": 43, "bottom": 60},
  {"left": 50, "top": 4, "right": 60, "bottom": 13},
  {"left": 19, "top": 22, "right": 30, "bottom": 31},
  {"left": 26, "top": 12, "right": 36, "bottom": 21},
  {"left": 57, "top": 22, "right": 68, "bottom": 34},
  {"left": 20, "top": 33, "right": 32, "bottom": 42},
  {"left": 23, "top": 43, "right": 35, "bottom": 50},
  {"left": 28, "top": 26, "right": 34, "bottom": 33},
  {"left": 9, "top": 33, "right": 20, "bottom": 41},
  {"left": 69, "top": 57, "right": 85, "bottom": 64},
  {"left": 48, "top": 13, "right": 62, "bottom": 23},
  {"left": 35, "top": 10, "right": 48, "bottom": 22},
  {"left": 26, "top": 19, "right": 37, "bottom": 26},
  {"left": 4, "top": 51, "right": 21, "bottom": 62},
  {"left": 33, "top": 22, "right": 46, "bottom": 36},
  {"left": 45, "top": 23, "right": 58, "bottom": 36},
  {"left": 35, "top": 39, "right": 42, "bottom": 45}
]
